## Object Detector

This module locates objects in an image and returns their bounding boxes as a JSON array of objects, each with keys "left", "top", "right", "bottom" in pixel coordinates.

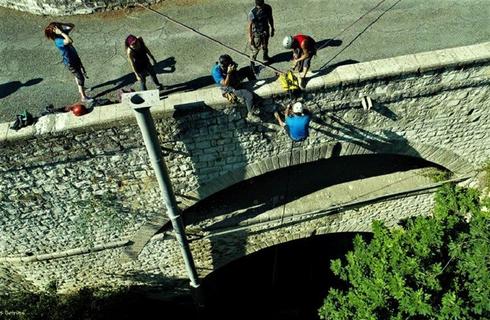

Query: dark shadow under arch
[
  {"left": 179, "top": 140, "right": 473, "bottom": 211},
  {"left": 200, "top": 232, "right": 372, "bottom": 320}
]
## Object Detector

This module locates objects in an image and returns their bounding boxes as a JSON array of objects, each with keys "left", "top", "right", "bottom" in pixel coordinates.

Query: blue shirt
[
  {"left": 285, "top": 114, "right": 311, "bottom": 141},
  {"left": 211, "top": 64, "right": 226, "bottom": 86},
  {"left": 54, "top": 38, "right": 80, "bottom": 66}
]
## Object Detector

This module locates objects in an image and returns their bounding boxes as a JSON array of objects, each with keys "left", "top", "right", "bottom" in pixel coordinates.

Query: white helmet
[
  {"left": 292, "top": 102, "right": 303, "bottom": 114},
  {"left": 282, "top": 35, "right": 293, "bottom": 49}
]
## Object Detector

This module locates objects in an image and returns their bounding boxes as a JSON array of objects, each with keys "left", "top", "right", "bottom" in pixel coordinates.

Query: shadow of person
[
  {"left": 0, "top": 78, "right": 43, "bottom": 99},
  {"left": 372, "top": 102, "right": 399, "bottom": 121},
  {"left": 315, "top": 38, "right": 343, "bottom": 51},
  {"left": 160, "top": 75, "right": 215, "bottom": 97},
  {"left": 268, "top": 51, "right": 293, "bottom": 64},
  {"left": 313, "top": 59, "right": 359, "bottom": 77},
  {"left": 91, "top": 57, "right": 176, "bottom": 98},
  {"left": 152, "top": 56, "right": 177, "bottom": 75}
]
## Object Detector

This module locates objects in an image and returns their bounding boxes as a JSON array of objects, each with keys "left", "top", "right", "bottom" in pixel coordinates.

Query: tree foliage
[{"left": 319, "top": 184, "right": 490, "bottom": 320}]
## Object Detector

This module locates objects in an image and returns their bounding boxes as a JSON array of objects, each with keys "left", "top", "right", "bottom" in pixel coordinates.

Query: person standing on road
[
  {"left": 282, "top": 34, "right": 317, "bottom": 81},
  {"left": 274, "top": 102, "right": 311, "bottom": 141},
  {"left": 211, "top": 54, "right": 259, "bottom": 120},
  {"left": 125, "top": 35, "right": 164, "bottom": 91},
  {"left": 248, "top": 0, "right": 275, "bottom": 69},
  {"left": 44, "top": 22, "right": 92, "bottom": 103}
]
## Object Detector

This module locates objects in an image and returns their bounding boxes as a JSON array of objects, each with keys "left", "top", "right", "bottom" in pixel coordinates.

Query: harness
[{"left": 250, "top": 6, "right": 270, "bottom": 34}]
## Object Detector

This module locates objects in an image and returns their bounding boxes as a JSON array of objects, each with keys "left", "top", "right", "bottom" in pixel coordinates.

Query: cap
[
  {"left": 126, "top": 35, "right": 138, "bottom": 46},
  {"left": 292, "top": 102, "right": 303, "bottom": 113}
]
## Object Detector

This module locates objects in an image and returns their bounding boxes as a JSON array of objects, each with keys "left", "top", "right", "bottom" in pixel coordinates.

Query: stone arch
[{"left": 180, "top": 140, "right": 474, "bottom": 210}]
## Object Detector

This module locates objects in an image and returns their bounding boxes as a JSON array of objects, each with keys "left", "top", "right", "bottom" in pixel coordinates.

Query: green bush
[
  {"left": 319, "top": 183, "right": 490, "bottom": 320},
  {"left": 0, "top": 283, "right": 130, "bottom": 320}
]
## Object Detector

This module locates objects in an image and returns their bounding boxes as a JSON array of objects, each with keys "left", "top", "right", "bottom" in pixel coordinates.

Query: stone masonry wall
[
  {"left": 0, "top": 0, "right": 160, "bottom": 16},
  {"left": 0, "top": 42, "right": 489, "bottom": 293}
]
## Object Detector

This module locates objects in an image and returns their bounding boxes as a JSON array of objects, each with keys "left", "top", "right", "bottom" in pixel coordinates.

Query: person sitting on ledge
[{"left": 211, "top": 54, "right": 259, "bottom": 121}]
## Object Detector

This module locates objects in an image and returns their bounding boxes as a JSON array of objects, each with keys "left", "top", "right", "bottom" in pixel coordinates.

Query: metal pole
[{"left": 132, "top": 104, "right": 200, "bottom": 288}]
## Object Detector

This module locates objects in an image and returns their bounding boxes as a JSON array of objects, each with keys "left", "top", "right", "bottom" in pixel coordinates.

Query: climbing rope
[
  {"left": 316, "top": 0, "right": 390, "bottom": 52},
  {"left": 136, "top": 4, "right": 285, "bottom": 75},
  {"left": 318, "top": 0, "right": 403, "bottom": 70},
  {"left": 271, "top": 137, "right": 296, "bottom": 286}
]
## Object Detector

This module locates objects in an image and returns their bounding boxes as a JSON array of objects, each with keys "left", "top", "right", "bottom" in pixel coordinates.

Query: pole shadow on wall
[
  {"left": 311, "top": 111, "right": 416, "bottom": 156},
  {"left": 159, "top": 75, "right": 215, "bottom": 97},
  {"left": 166, "top": 101, "right": 277, "bottom": 271}
]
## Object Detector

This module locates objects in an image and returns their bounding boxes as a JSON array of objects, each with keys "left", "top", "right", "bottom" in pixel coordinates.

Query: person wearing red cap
[{"left": 125, "top": 35, "right": 163, "bottom": 91}]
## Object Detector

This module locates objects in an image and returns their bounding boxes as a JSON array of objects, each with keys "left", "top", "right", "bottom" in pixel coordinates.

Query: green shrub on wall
[
  {"left": 74, "top": 193, "right": 133, "bottom": 247},
  {"left": 319, "top": 183, "right": 490, "bottom": 320}
]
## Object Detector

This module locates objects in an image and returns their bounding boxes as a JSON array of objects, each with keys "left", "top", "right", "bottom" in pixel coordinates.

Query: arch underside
[{"left": 180, "top": 140, "right": 473, "bottom": 210}]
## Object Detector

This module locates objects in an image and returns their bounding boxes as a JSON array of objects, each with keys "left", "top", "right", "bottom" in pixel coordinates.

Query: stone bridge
[{"left": 0, "top": 42, "right": 489, "bottom": 295}]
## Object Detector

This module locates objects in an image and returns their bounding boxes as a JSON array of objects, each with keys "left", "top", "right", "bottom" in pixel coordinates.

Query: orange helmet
[{"left": 71, "top": 104, "right": 87, "bottom": 116}]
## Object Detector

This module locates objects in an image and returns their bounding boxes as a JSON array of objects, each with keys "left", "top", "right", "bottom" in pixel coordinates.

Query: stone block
[
  {"left": 267, "top": 78, "right": 286, "bottom": 97},
  {"left": 305, "top": 147, "right": 315, "bottom": 163},
  {"left": 319, "top": 144, "right": 332, "bottom": 159},
  {"left": 370, "top": 58, "right": 402, "bottom": 78},
  {"left": 278, "top": 153, "right": 290, "bottom": 168},
  {"left": 252, "top": 81, "right": 274, "bottom": 98},
  {"left": 312, "top": 146, "right": 321, "bottom": 161},
  {"left": 467, "top": 42, "right": 490, "bottom": 62},
  {"left": 201, "top": 87, "right": 229, "bottom": 108},
  {"left": 114, "top": 103, "right": 135, "bottom": 123},
  {"left": 304, "top": 74, "right": 324, "bottom": 91},
  {"left": 435, "top": 49, "right": 459, "bottom": 68},
  {"left": 291, "top": 149, "right": 301, "bottom": 165},
  {"left": 270, "top": 155, "right": 280, "bottom": 170},
  {"left": 263, "top": 157, "right": 274, "bottom": 173},
  {"left": 0, "top": 122, "right": 11, "bottom": 144},
  {"left": 450, "top": 46, "right": 479, "bottom": 66},
  {"left": 322, "top": 69, "right": 341, "bottom": 88},
  {"left": 354, "top": 62, "right": 378, "bottom": 82},
  {"left": 339, "top": 142, "right": 355, "bottom": 156},
  {"left": 335, "top": 64, "right": 360, "bottom": 85},
  {"left": 242, "top": 165, "right": 257, "bottom": 180},
  {"left": 299, "top": 148, "right": 307, "bottom": 164},
  {"left": 6, "top": 124, "right": 36, "bottom": 143},
  {"left": 414, "top": 51, "right": 441, "bottom": 72},
  {"left": 393, "top": 54, "right": 419, "bottom": 74}
]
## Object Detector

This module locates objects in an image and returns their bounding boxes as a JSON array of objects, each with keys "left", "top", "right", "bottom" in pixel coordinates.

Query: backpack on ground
[
  {"left": 278, "top": 71, "right": 301, "bottom": 92},
  {"left": 10, "top": 111, "right": 35, "bottom": 131}
]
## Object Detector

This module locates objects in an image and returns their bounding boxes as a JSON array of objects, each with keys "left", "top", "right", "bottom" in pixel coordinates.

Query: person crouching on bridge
[
  {"left": 248, "top": 0, "right": 275, "bottom": 70},
  {"left": 44, "top": 22, "right": 92, "bottom": 103},
  {"left": 125, "top": 35, "right": 164, "bottom": 91},
  {"left": 282, "top": 34, "right": 317, "bottom": 84},
  {"left": 274, "top": 102, "right": 311, "bottom": 142},
  {"left": 211, "top": 54, "right": 260, "bottom": 121}
]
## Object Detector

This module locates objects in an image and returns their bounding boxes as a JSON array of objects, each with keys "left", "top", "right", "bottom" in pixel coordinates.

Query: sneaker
[{"left": 81, "top": 96, "right": 94, "bottom": 103}]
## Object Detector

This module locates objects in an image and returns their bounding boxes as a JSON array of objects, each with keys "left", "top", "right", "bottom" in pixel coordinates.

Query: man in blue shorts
[{"left": 274, "top": 102, "right": 311, "bottom": 141}]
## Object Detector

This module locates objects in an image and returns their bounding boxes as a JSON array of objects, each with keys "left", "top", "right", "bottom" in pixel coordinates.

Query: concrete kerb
[{"left": 1, "top": 42, "right": 489, "bottom": 145}]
